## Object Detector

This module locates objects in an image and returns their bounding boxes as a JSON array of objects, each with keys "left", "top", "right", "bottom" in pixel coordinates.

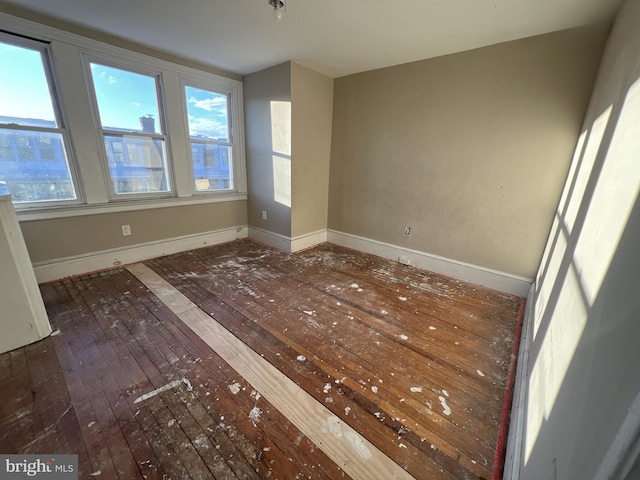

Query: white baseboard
[
  {"left": 248, "top": 227, "right": 327, "bottom": 253},
  {"left": 35, "top": 224, "right": 532, "bottom": 296},
  {"left": 248, "top": 226, "right": 292, "bottom": 252},
  {"left": 291, "top": 229, "right": 328, "bottom": 252},
  {"left": 327, "top": 229, "right": 532, "bottom": 297},
  {"left": 503, "top": 282, "right": 535, "bottom": 480},
  {"left": 33, "top": 226, "right": 248, "bottom": 284}
]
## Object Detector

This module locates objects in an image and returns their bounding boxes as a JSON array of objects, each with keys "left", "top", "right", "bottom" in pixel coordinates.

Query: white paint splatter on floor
[
  {"left": 438, "top": 396, "right": 452, "bottom": 416},
  {"left": 477, "top": 369, "right": 485, "bottom": 377},
  {"left": 323, "top": 383, "right": 331, "bottom": 393},
  {"left": 133, "top": 379, "right": 183, "bottom": 404},
  {"left": 344, "top": 430, "right": 372, "bottom": 460},
  {"left": 371, "top": 386, "right": 378, "bottom": 393},
  {"left": 398, "top": 296, "right": 407, "bottom": 301},
  {"left": 249, "top": 406, "right": 262, "bottom": 426},
  {"left": 327, "top": 416, "right": 343, "bottom": 438},
  {"left": 182, "top": 378, "right": 193, "bottom": 392},
  {"left": 442, "top": 390, "right": 449, "bottom": 397},
  {"left": 228, "top": 382, "right": 242, "bottom": 395},
  {"left": 399, "top": 334, "right": 409, "bottom": 340},
  {"left": 296, "top": 355, "right": 306, "bottom": 362},
  {"left": 429, "top": 326, "right": 436, "bottom": 331},
  {"left": 410, "top": 387, "right": 422, "bottom": 393}
]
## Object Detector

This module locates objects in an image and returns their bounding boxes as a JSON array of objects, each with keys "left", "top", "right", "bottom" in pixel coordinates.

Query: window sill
[{"left": 16, "top": 192, "right": 248, "bottom": 222}]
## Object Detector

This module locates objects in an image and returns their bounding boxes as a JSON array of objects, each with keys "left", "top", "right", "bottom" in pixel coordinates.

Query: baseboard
[
  {"left": 33, "top": 226, "right": 248, "bottom": 284},
  {"left": 502, "top": 282, "right": 535, "bottom": 480},
  {"left": 291, "top": 229, "right": 328, "bottom": 252},
  {"left": 248, "top": 227, "right": 328, "bottom": 253},
  {"left": 248, "top": 226, "right": 292, "bottom": 252},
  {"left": 327, "top": 229, "right": 532, "bottom": 297}
]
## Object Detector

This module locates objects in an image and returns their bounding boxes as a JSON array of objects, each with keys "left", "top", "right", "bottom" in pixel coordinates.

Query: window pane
[
  {"left": 185, "top": 86, "right": 229, "bottom": 141},
  {"left": 104, "top": 134, "right": 170, "bottom": 194},
  {"left": 0, "top": 129, "right": 76, "bottom": 202},
  {"left": 90, "top": 63, "right": 162, "bottom": 133},
  {"left": 0, "top": 41, "right": 58, "bottom": 128},
  {"left": 191, "top": 143, "right": 232, "bottom": 191}
]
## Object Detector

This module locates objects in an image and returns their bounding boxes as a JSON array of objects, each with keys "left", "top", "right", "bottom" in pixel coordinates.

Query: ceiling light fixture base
[{"left": 268, "top": 0, "right": 285, "bottom": 22}]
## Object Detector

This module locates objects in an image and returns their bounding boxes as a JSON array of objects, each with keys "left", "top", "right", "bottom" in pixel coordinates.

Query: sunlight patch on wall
[
  {"left": 564, "top": 106, "right": 613, "bottom": 234},
  {"left": 573, "top": 79, "right": 640, "bottom": 305},
  {"left": 533, "top": 216, "right": 568, "bottom": 340},
  {"left": 556, "top": 129, "right": 589, "bottom": 220},
  {"left": 270, "top": 100, "right": 291, "bottom": 156},
  {"left": 270, "top": 100, "right": 291, "bottom": 207},
  {"left": 526, "top": 265, "right": 588, "bottom": 464},
  {"left": 273, "top": 154, "right": 291, "bottom": 207}
]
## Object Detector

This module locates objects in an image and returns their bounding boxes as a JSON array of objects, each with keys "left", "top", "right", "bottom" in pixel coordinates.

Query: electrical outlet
[
  {"left": 262, "top": 210, "right": 267, "bottom": 220},
  {"left": 121, "top": 224, "right": 131, "bottom": 236},
  {"left": 404, "top": 226, "right": 411, "bottom": 236}
]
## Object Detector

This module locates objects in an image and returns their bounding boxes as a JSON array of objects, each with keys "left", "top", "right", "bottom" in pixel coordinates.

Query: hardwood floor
[{"left": 0, "top": 239, "right": 523, "bottom": 479}]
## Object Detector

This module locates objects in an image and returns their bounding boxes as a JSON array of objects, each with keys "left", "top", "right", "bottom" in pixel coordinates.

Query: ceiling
[{"left": 0, "top": 0, "right": 624, "bottom": 78}]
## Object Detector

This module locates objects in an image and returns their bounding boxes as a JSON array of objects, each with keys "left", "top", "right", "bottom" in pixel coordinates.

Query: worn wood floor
[{"left": 0, "top": 239, "right": 523, "bottom": 479}]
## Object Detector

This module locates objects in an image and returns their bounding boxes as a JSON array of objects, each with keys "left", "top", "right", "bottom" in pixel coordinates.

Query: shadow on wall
[{"left": 521, "top": 41, "right": 640, "bottom": 479}]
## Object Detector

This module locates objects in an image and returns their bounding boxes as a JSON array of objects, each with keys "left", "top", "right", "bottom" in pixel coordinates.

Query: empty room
[{"left": 1, "top": 0, "right": 639, "bottom": 479}]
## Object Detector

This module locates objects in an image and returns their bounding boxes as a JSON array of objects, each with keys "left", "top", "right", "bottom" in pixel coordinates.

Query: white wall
[{"left": 519, "top": 0, "right": 640, "bottom": 477}]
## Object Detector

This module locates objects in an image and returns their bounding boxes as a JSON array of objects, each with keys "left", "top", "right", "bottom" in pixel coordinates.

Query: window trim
[
  {"left": 83, "top": 55, "right": 176, "bottom": 201},
  {"left": 181, "top": 79, "right": 238, "bottom": 195},
  {"left": 0, "top": 10, "right": 247, "bottom": 215},
  {"left": 0, "top": 31, "right": 83, "bottom": 208}
]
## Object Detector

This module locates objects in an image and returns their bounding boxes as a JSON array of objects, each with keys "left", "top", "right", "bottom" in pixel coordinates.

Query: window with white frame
[
  {"left": 87, "top": 61, "right": 172, "bottom": 197},
  {"left": 184, "top": 85, "right": 234, "bottom": 192},
  {"left": 0, "top": 13, "right": 246, "bottom": 215},
  {"left": 0, "top": 34, "right": 78, "bottom": 204}
]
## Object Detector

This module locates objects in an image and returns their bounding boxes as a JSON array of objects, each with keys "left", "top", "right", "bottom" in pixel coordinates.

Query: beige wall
[
  {"left": 291, "top": 62, "right": 333, "bottom": 237},
  {"left": 21, "top": 201, "right": 247, "bottom": 263},
  {"left": 520, "top": 0, "right": 640, "bottom": 477},
  {"left": 328, "top": 27, "right": 608, "bottom": 278},
  {"left": 244, "top": 62, "right": 292, "bottom": 237},
  {"left": 244, "top": 61, "right": 334, "bottom": 241}
]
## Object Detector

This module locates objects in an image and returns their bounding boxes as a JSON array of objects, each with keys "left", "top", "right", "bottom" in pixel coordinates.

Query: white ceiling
[{"left": 1, "top": 0, "right": 624, "bottom": 78}]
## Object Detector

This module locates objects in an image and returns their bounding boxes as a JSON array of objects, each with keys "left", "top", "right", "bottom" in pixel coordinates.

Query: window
[
  {"left": 0, "top": 35, "right": 77, "bottom": 204},
  {"left": 184, "top": 85, "right": 233, "bottom": 192},
  {"left": 88, "top": 62, "right": 171, "bottom": 196}
]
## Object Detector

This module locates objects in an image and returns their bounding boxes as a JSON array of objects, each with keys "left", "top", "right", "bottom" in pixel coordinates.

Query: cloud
[
  {"left": 188, "top": 96, "right": 227, "bottom": 113},
  {"left": 188, "top": 115, "right": 228, "bottom": 139},
  {"left": 98, "top": 71, "right": 117, "bottom": 84}
]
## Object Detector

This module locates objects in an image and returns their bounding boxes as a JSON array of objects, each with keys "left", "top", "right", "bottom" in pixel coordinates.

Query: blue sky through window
[
  {"left": 185, "top": 86, "right": 229, "bottom": 142},
  {"left": 90, "top": 63, "right": 162, "bottom": 132},
  {"left": 0, "top": 42, "right": 57, "bottom": 125}
]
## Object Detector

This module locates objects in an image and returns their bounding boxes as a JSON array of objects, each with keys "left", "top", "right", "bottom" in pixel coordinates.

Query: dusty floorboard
[{"left": 0, "top": 239, "right": 522, "bottom": 479}]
